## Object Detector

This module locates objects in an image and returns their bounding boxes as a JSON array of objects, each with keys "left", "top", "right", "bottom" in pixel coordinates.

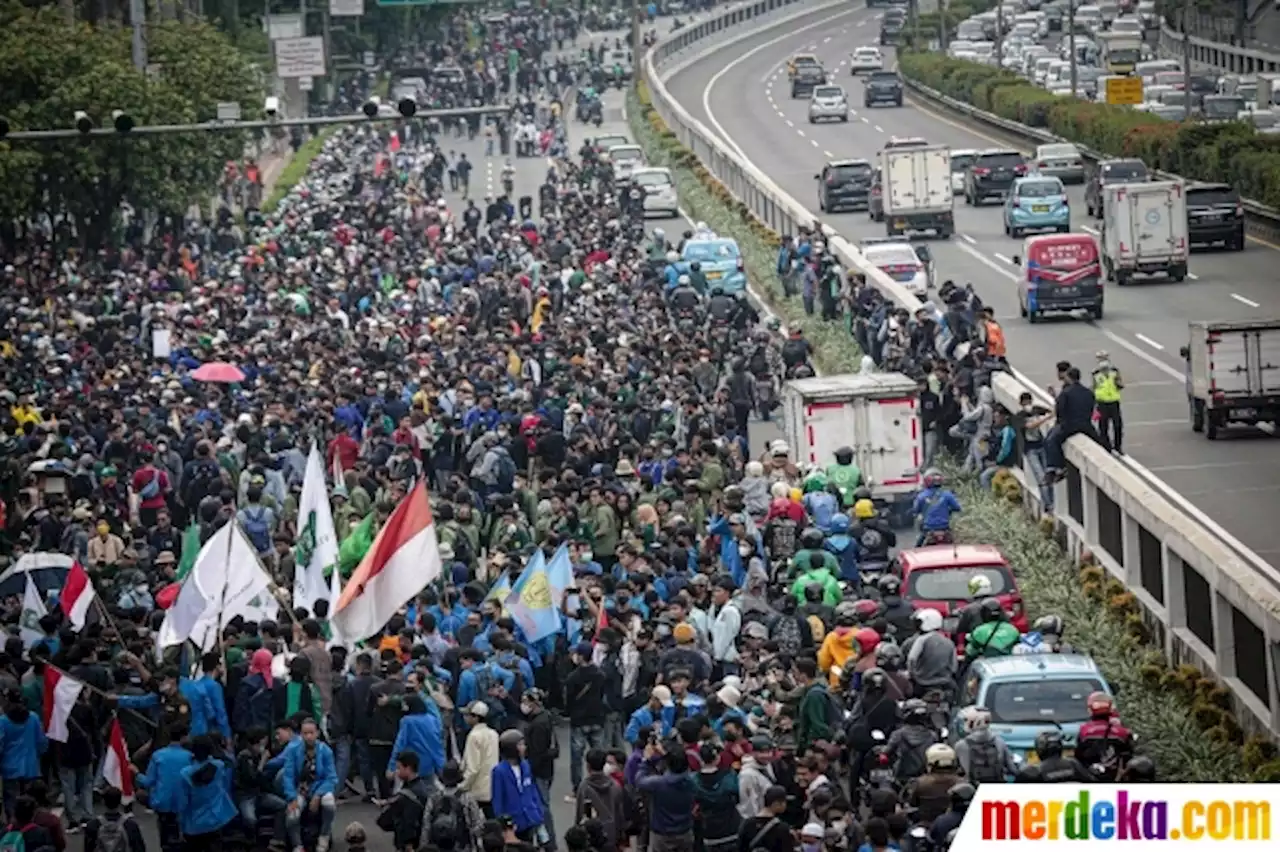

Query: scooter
[
  {"left": 863, "top": 730, "right": 896, "bottom": 808},
  {"left": 859, "top": 559, "right": 892, "bottom": 587}
]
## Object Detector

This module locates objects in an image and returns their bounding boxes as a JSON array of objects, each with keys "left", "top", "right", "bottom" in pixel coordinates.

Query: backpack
[
  {"left": 242, "top": 506, "right": 272, "bottom": 554},
  {"left": 806, "top": 613, "right": 827, "bottom": 644},
  {"left": 0, "top": 826, "right": 30, "bottom": 852},
  {"left": 748, "top": 346, "right": 769, "bottom": 376},
  {"left": 896, "top": 738, "right": 931, "bottom": 781},
  {"left": 966, "top": 735, "right": 1005, "bottom": 784},
  {"left": 93, "top": 818, "right": 132, "bottom": 852},
  {"left": 768, "top": 519, "right": 797, "bottom": 561},
  {"left": 494, "top": 452, "right": 517, "bottom": 492},
  {"left": 137, "top": 470, "right": 161, "bottom": 501},
  {"left": 184, "top": 460, "right": 221, "bottom": 505},
  {"left": 448, "top": 526, "right": 475, "bottom": 567},
  {"left": 772, "top": 615, "right": 802, "bottom": 657},
  {"left": 858, "top": 525, "right": 885, "bottom": 553},
  {"left": 426, "top": 793, "right": 470, "bottom": 851}
]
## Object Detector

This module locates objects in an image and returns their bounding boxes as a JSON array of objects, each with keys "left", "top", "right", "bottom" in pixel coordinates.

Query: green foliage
[
  {"left": 264, "top": 128, "right": 338, "bottom": 214},
  {"left": 898, "top": 51, "right": 1280, "bottom": 208},
  {"left": 627, "top": 84, "right": 864, "bottom": 374},
  {"left": 0, "top": 2, "right": 263, "bottom": 246}
]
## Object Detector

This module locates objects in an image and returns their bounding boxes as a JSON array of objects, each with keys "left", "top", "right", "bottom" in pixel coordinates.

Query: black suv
[
  {"left": 879, "top": 10, "right": 906, "bottom": 44},
  {"left": 1084, "top": 158, "right": 1149, "bottom": 217},
  {"left": 791, "top": 65, "right": 827, "bottom": 98},
  {"left": 1186, "top": 182, "right": 1245, "bottom": 252},
  {"left": 864, "top": 71, "right": 904, "bottom": 107},
  {"left": 963, "top": 149, "right": 1027, "bottom": 205},
  {"left": 816, "top": 159, "right": 875, "bottom": 212}
]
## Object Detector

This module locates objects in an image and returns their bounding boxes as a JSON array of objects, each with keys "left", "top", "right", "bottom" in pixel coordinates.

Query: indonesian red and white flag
[
  {"left": 43, "top": 668, "right": 85, "bottom": 742},
  {"left": 102, "top": 718, "right": 135, "bottom": 801},
  {"left": 331, "top": 479, "right": 441, "bottom": 643},
  {"left": 59, "top": 561, "right": 97, "bottom": 631}
]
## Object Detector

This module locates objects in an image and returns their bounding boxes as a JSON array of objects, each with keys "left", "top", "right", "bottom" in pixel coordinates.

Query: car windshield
[
  {"left": 833, "top": 164, "right": 873, "bottom": 180},
  {"left": 907, "top": 565, "right": 1012, "bottom": 600},
  {"left": 1154, "top": 71, "right": 1182, "bottom": 86},
  {"left": 1189, "top": 75, "right": 1217, "bottom": 94},
  {"left": 1017, "top": 180, "right": 1063, "bottom": 198},
  {"left": 684, "top": 242, "right": 739, "bottom": 261},
  {"left": 978, "top": 152, "right": 1024, "bottom": 168},
  {"left": 1187, "top": 186, "right": 1238, "bottom": 206},
  {"left": 870, "top": 72, "right": 899, "bottom": 83},
  {"left": 596, "top": 136, "right": 628, "bottom": 149},
  {"left": 632, "top": 171, "right": 671, "bottom": 188},
  {"left": 951, "top": 154, "right": 976, "bottom": 172},
  {"left": 799, "top": 67, "right": 825, "bottom": 78},
  {"left": 986, "top": 679, "right": 1106, "bottom": 724},
  {"left": 1039, "top": 144, "right": 1079, "bottom": 159},
  {"left": 611, "top": 148, "right": 642, "bottom": 162},
  {"left": 814, "top": 87, "right": 844, "bottom": 99},
  {"left": 1203, "top": 96, "right": 1244, "bottom": 119},
  {"left": 1100, "top": 161, "right": 1147, "bottom": 181},
  {"left": 866, "top": 247, "right": 918, "bottom": 266},
  {"left": 855, "top": 48, "right": 879, "bottom": 57}
]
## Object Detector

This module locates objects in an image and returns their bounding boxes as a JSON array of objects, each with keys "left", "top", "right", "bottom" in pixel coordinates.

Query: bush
[
  {"left": 264, "top": 128, "right": 338, "bottom": 213},
  {"left": 898, "top": 52, "right": 1280, "bottom": 208}
]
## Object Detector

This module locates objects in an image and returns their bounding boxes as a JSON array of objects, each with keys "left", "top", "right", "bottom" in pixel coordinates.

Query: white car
[
  {"left": 950, "top": 149, "right": 978, "bottom": 194},
  {"left": 850, "top": 47, "right": 884, "bottom": 74},
  {"left": 808, "top": 85, "right": 850, "bottom": 122},
  {"left": 1109, "top": 16, "right": 1144, "bottom": 36},
  {"left": 630, "top": 167, "right": 680, "bottom": 218},
  {"left": 862, "top": 243, "right": 931, "bottom": 298},
  {"left": 607, "top": 144, "right": 646, "bottom": 180}
]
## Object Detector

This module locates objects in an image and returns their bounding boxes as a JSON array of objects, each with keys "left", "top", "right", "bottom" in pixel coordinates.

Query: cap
[
  {"left": 716, "top": 685, "right": 742, "bottom": 707},
  {"left": 743, "top": 622, "right": 769, "bottom": 640},
  {"left": 690, "top": 574, "right": 711, "bottom": 587},
  {"left": 673, "top": 623, "right": 697, "bottom": 643},
  {"left": 464, "top": 701, "right": 489, "bottom": 718},
  {"left": 749, "top": 734, "right": 774, "bottom": 751},
  {"left": 573, "top": 642, "right": 594, "bottom": 658},
  {"left": 801, "top": 823, "right": 825, "bottom": 839},
  {"left": 651, "top": 685, "right": 674, "bottom": 706}
]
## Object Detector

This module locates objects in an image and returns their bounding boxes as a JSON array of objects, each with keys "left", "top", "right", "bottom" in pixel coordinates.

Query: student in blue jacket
[
  {"left": 179, "top": 734, "right": 238, "bottom": 850},
  {"left": 625, "top": 687, "right": 674, "bottom": 745},
  {"left": 282, "top": 717, "right": 338, "bottom": 852},
  {"left": 136, "top": 722, "right": 193, "bottom": 852},
  {"left": 387, "top": 695, "right": 446, "bottom": 783},
  {"left": 0, "top": 696, "right": 48, "bottom": 819},
  {"left": 490, "top": 729, "right": 546, "bottom": 843}
]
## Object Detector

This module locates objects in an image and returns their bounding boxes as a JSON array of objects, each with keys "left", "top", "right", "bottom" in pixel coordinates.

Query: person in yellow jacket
[{"left": 817, "top": 605, "right": 861, "bottom": 688}]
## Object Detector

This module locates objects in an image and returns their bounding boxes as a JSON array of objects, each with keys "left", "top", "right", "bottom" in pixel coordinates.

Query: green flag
[
  {"left": 175, "top": 522, "right": 203, "bottom": 581},
  {"left": 338, "top": 514, "right": 375, "bottom": 577}
]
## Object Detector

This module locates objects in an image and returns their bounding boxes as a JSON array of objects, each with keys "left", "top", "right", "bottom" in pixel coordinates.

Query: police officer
[
  {"left": 1092, "top": 350, "right": 1124, "bottom": 454},
  {"left": 1033, "top": 731, "right": 1096, "bottom": 783}
]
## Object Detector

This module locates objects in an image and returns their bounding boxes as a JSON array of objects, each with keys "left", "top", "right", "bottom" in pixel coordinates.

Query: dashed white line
[
  {"left": 1135, "top": 333, "right": 1165, "bottom": 351},
  {"left": 811, "top": 139, "right": 819, "bottom": 147},
  {"left": 786, "top": 118, "right": 795, "bottom": 127},
  {"left": 860, "top": 117, "right": 870, "bottom": 123},
  {"left": 797, "top": 129, "right": 806, "bottom": 137},
  {"left": 961, "top": 234, "right": 977, "bottom": 244},
  {"left": 873, "top": 124, "right": 883, "bottom": 132},
  {"left": 857, "top": 19, "right": 866, "bottom": 26},
  {"left": 1081, "top": 224, "right": 1100, "bottom": 235},
  {"left": 1232, "top": 293, "right": 1261, "bottom": 308},
  {"left": 1186, "top": 272, "right": 1199, "bottom": 280},
  {"left": 823, "top": 36, "right": 831, "bottom": 43},
  {"left": 823, "top": 149, "right": 834, "bottom": 157},
  {"left": 993, "top": 252, "right": 1012, "bottom": 263}
]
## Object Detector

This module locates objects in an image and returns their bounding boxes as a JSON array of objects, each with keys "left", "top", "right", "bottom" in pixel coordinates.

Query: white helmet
[
  {"left": 968, "top": 575, "right": 994, "bottom": 597},
  {"left": 654, "top": 228, "right": 666, "bottom": 239},
  {"left": 666, "top": 250, "right": 679, "bottom": 263},
  {"left": 926, "top": 744, "right": 958, "bottom": 770},
  {"left": 960, "top": 706, "right": 991, "bottom": 733},
  {"left": 678, "top": 275, "right": 690, "bottom": 286},
  {"left": 914, "top": 608, "right": 943, "bottom": 633},
  {"left": 695, "top": 220, "right": 708, "bottom": 231}
]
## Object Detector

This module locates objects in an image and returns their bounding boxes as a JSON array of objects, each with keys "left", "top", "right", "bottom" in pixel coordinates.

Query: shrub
[{"left": 897, "top": 52, "right": 1280, "bottom": 208}]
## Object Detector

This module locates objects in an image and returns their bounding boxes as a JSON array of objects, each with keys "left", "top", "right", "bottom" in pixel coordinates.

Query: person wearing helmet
[
  {"left": 781, "top": 326, "right": 812, "bottom": 371},
  {"left": 964, "top": 598, "right": 1020, "bottom": 661},
  {"left": 847, "top": 627, "right": 883, "bottom": 691},
  {"left": 871, "top": 645, "right": 911, "bottom": 701},
  {"left": 790, "top": 550, "right": 842, "bottom": 608},
  {"left": 911, "top": 468, "right": 962, "bottom": 546},
  {"left": 953, "top": 706, "right": 1017, "bottom": 784},
  {"left": 802, "top": 473, "right": 839, "bottom": 534},
  {"left": 887, "top": 698, "right": 939, "bottom": 783},
  {"left": 686, "top": 259, "right": 708, "bottom": 295},
  {"left": 876, "top": 575, "right": 916, "bottom": 640},
  {"left": 669, "top": 274, "right": 700, "bottom": 314},
  {"left": 707, "top": 285, "right": 734, "bottom": 323},
  {"left": 909, "top": 744, "right": 962, "bottom": 826},
  {"left": 931, "top": 783, "right": 975, "bottom": 846},
  {"left": 826, "top": 447, "right": 863, "bottom": 509},
  {"left": 1118, "top": 754, "right": 1157, "bottom": 783},
  {"left": 1014, "top": 614, "right": 1071, "bottom": 655},
  {"left": 900, "top": 609, "right": 958, "bottom": 697},
  {"left": 1033, "top": 730, "right": 1094, "bottom": 783},
  {"left": 817, "top": 603, "right": 862, "bottom": 688},
  {"left": 953, "top": 574, "right": 996, "bottom": 639},
  {"left": 662, "top": 250, "right": 682, "bottom": 289},
  {"left": 1075, "top": 691, "right": 1135, "bottom": 781},
  {"left": 849, "top": 499, "right": 895, "bottom": 572},
  {"left": 792, "top": 525, "right": 837, "bottom": 576},
  {"left": 647, "top": 228, "right": 668, "bottom": 260},
  {"left": 822, "top": 514, "right": 859, "bottom": 584}
]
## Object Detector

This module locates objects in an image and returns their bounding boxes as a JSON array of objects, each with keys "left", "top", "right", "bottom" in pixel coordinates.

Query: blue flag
[
  {"left": 485, "top": 572, "right": 514, "bottom": 614},
  {"left": 506, "top": 549, "right": 561, "bottom": 643}
]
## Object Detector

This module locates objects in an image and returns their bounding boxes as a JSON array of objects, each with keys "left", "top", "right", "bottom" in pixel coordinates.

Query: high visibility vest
[{"left": 1094, "top": 369, "right": 1122, "bottom": 403}]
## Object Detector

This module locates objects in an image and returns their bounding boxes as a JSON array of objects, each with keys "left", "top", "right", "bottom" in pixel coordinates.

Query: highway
[{"left": 659, "top": 1, "right": 1280, "bottom": 562}]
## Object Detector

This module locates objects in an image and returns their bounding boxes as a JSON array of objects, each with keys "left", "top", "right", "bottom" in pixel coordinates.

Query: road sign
[
  {"left": 266, "top": 13, "right": 304, "bottom": 40},
  {"left": 299, "top": 75, "right": 315, "bottom": 92},
  {"left": 276, "top": 36, "right": 327, "bottom": 78},
  {"left": 1105, "top": 76, "right": 1143, "bottom": 106},
  {"left": 329, "top": 0, "right": 364, "bottom": 15},
  {"left": 216, "top": 102, "right": 242, "bottom": 122},
  {"left": 376, "top": 0, "right": 484, "bottom": 5}
]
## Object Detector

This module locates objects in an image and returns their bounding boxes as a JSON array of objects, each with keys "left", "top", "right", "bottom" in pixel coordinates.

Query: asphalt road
[{"left": 656, "top": 1, "right": 1280, "bottom": 564}]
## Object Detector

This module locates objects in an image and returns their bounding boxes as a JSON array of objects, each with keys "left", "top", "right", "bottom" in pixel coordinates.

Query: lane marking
[
  {"left": 1233, "top": 293, "right": 1261, "bottom": 308},
  {"left": 797, "top": 129, "right": 806, "bottom": 136},
  {"left": 994, "top": 252, "right": 1012, "bottom": 263},
  {"left": 1187, "top": 272, "right": 1199, "bottom": 280},
  {"left": 861, "top": 116, "right": 870, "bottom": 123},
  {"left": 823, "top": 36, "right": 832, "bottom": 42},
  {"left": 1135, "top": 333, "right": 1165, "bottom": 351},
  {"left": 1099, "top": 330, "right": 1183, "bottom": 381},
  {"left": 1081, "top": 224, "right": 1099, "bottom": 235},
  {"left": 961, "top": 234, "right": 977, "bottom": 244},
  {"left": 857, "top": 18, "right": 866, "bottom": 26},
  {"left": 786, "top": 118, "right": 795, "bottom": 127},
  {"left": 824, "top": 149, "right": 834, "bottom": 157},
  {"left": 811, "top": 139, "right": 819, "bottom": 147},
  {"left": 873, "top": 124, "right": 883, "bottom": 132}
]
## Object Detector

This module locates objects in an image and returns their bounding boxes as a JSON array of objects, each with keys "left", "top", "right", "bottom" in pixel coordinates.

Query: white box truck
[
  {"left": 879, "top": 146, "right": 954, "bottom": 238},
  {"left": 780, "top": 373, "right": 923, "bottom": 516},
  {"left": 1100, "top": 179, "right": 1189, "bottom": 284},
  {"left": 1180, "top": 319, "right": 1280, "bottom": 439}
]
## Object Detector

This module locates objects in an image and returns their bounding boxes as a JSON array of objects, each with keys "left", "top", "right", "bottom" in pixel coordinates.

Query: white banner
[
  {"left": 276, "top": 36, "right": 326, "bottom": 79},
  {"left": 266, "top": 13, "right": 304, "bottom": 40},
  {"left": 329, "top": 0, "right": 364, "bottom": 16}
]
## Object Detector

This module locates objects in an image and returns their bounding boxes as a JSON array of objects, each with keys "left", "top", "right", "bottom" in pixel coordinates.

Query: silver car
[
  {"left": 1032, "top": 142, "right": 1085, "bottom": 184},
  {"left": 631, "top": 167, "right": 680, "bottom": 218},
  {"left": 808, "top": 85, "right": 849, "bottom": 123}
]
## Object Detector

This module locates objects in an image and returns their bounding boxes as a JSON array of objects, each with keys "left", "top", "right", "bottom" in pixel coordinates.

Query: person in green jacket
[
  {"left": 789, "top": 528, "right": 840, "bottom": 583},
  {"left": 965, "top": 599, "right": 1021, "bottom": 660},
  {"left": 790, "top": 551, "right": 842, "bottom": 607},
  {"left": 794, "top": 658, "right": 834, "bottom": 751},
  {"left": 826, "top": 446, "right": 862, "bottom": 509}
]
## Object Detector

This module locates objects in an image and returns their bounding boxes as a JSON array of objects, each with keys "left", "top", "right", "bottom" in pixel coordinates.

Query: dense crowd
[{"left": 0, "top": 5, "right": 1152, "bottom": 852}]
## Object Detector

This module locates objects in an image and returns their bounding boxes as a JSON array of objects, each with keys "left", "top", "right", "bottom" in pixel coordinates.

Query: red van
[{"left": 1013, "top": 232, "right": 1104, "bottom": 323}]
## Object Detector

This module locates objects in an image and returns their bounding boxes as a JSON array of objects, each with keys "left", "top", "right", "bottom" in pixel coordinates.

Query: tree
[{"left": 0, "top": 1, "right": 263, "bottom": 247}]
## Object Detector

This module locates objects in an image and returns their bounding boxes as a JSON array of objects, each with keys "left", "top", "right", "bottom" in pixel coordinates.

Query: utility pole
[
  {"left": 1181, "top": 0, "right": 1192, "bottom": 119},
  {"left": 939, "top": 0, "right": 948, "bottom": 51},
  {"left": 995, "top": 0, "right": 1004, "bottom": 69},
  {"left": 1068, "top": 0, "right": 1077, "bottom": 99},
  {"left": 130, "top": 0, "right": 147, "bottom": 70}
]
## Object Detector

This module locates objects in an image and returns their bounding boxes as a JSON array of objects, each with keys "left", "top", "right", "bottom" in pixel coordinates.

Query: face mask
[
  {"left": 802, "top": 844, "right": 821, "bottom": 852},
  {"left": 581, "top": 551, "right": 593, "bottom": 562},
  {"left": 738, "top": 541, "right": 752, "bottom": 557}
]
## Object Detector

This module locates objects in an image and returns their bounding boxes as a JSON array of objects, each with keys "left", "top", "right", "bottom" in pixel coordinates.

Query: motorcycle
[
  {"left": 863, "top": 730, "right": 896, "bottom": 807},
  {"left": 858, "top": 559, "right": 892, "bottom": 587},
  {"left": 921, "top": 528, "right": 954, "bottom": 545}
]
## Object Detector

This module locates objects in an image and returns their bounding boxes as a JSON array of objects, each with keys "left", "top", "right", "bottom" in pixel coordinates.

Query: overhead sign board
[
  {"left": 329, "top": 0, "right": 365, "bottom": 15},
  {"left": 267, "top": 14, "right": 304, "bottom": 40},
  {"left": 299, "top": 75, "right": 315, "bottom": 92},
  {"left": 216, "top": 101, "right": 242, "bottom": 121},
  {"left": 1105, "top": 76, "right": 1143, "bottom": 106},
  {"left": 376, "top": 0, "right": 484, "bottom": 5},
  {"left": 276, "top": 36, "right": 327, "bottom": 78}
]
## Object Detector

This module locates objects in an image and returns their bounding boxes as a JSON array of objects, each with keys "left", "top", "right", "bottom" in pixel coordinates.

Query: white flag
[
  {"left": 20, "top": 575, "right": 48, "bottom": 648},
  {"left": 159, "top": 521, "right": 279, "bottom": 652},
  {"left": 295, "top": 444, "right": 339, "bottom": 615}
]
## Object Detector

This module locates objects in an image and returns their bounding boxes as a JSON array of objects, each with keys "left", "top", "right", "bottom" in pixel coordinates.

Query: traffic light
[
  {"left": 112, "top": 110, "right": 135, "bottom": 133},
  {"left": 74, "top": 110, "right": 93, "bottom": 134},
  {"left": 397, "top": 98, "right": 416, "bottom": 118}
]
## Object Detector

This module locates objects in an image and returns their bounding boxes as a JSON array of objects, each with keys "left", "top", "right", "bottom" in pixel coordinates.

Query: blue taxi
[
  {"left": 1003, "top": 175, "right": 1070, "bottom": 238},
  {"left": 952, "top": 654, "right": 1112, "bottom": 765},
  {"left": 679, "top": 237, "right": 747, "bottom": 294}
]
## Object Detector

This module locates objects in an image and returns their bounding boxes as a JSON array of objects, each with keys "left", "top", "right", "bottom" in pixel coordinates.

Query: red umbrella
[
  {"left": 191, "top": 361, "right": 246, "bottom": 383},
  {"left": 155, "top": 583, "right": 181, "bottom": 610}
]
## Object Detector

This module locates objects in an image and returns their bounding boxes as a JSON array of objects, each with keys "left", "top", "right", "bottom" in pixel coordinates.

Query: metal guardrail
[
  {"left": 643, "top": 0, "right": 1280, "bottom": 737},
  {"left": 1157, "top": 18, "right": 1280, "bottom": 76},
  {"left": 897, "top": 76, "right": 1280, "bottom": 242}
]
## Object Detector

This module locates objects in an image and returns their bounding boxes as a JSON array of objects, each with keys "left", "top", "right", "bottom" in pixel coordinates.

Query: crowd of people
[{"left": 0, "top": 4, "right": 1155, "bottom": 852}]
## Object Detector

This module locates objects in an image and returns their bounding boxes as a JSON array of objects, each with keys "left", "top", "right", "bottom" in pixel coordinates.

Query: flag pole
[
  {"left": 49, "top": 664, "right": 158, "bottom": 729},
  {"left": 92, "top": 591, "right": 127, "bottom": 644}
]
